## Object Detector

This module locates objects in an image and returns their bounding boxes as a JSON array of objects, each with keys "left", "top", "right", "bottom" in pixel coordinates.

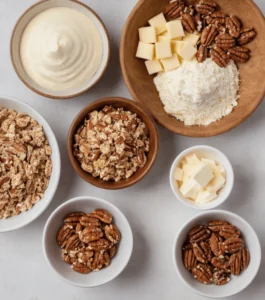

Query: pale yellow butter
[
  {"left": 136, "top": 42, "right": 154, "bottom": 60},
  {"left": 161, "top": 54, "right": 180, "bottom": 71},
  {"left": 166, "top": 20, "right": 185, "bottom": 39},
  {"left": 145, "top": 60, "right": 163, "bottom": 75},
  {"left": 155, "top": 40, "right": 172, "bottom": 59},
  {"left": 138, "top": 26, "right": 157, "bottom": 44}
]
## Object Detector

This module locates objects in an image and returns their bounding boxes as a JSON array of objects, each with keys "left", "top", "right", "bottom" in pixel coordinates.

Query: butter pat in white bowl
[{"left": 170, "top": 146, "right": 234, "bottom": 210}]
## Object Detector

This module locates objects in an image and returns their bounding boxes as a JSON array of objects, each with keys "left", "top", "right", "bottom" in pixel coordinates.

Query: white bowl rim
[
  {"left": 172, "top": 209, "right": 262, "bottom": 298},
  {"left": 0, "top": 95, "right": 61, "bottom": 232},
  {"left": 42, "top": 196, "right": 134, "bottom": 288},
  {"left": 169, "top": 145, "right": 234, "bottom": 211},
  {"left": 10, "top": 0, "right": 111, "bottom": 99}
]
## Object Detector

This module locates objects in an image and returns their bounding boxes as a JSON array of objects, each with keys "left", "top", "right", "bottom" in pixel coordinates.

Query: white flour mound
[{"left": 154, "top": 58, "right": 239, "bottom": 126}]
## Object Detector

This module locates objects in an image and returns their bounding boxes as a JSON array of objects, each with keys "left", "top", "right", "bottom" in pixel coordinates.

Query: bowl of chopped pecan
[
  {"left": 68, "top": 97, "right": 159, "bottom": 189},
  {"left": 43, "top": 196, "right": 133, "bottom": 287},
  {"left": 173, "top": 210, "right": 261, "bottom": 298},
  {"left": 0, "top": 96, "right": 61, "bottom": 232}
]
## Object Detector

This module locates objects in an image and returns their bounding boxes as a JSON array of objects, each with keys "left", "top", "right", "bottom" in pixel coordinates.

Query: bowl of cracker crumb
[{"left": 0, "top": 96, "right": 61, "bottom": 232}]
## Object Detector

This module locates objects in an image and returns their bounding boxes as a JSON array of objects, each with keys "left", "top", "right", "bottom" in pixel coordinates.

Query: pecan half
[
  {"left": 215, "top": 33, "right": 235, "bottom": 49},
  {"left": 228, "top": 46, "right": 250, "bottom": 63},
  {"left": 229, "top": 251, "right": 242, "bottom": 275},
  {"left": 241, "top": 248, "right": 250, "bottom": 271},
  {"left": 195, "top": 0, "right": 217, "bottom": 15},
  {"left": 88, "top": 238, "right": 111, "bottom": 251},
  {"left": 193, "top": 243, "right": 208, "bottom": 263},
  {"left": 189, "top": 227, "right": 211, "bottom": 243},
  {"left": 200, "top": 241, "right": 212, "bottom": 261},
  {"left": 65, "top": 234, "right": 82, "bottom": 251},
  {"left": 226, "top": 16, "right": 241, "bottom": 38},
  {"left": 213, "top": 269, "right": 231, "bottom": 285},
  {"left": 237, "top": 27, "right": 256, "bottom": 45},
  {"left": 77, "top": 249, "right": 94, "bottom": 264},
  {"left": 90, "top": 252, "right": 104, "bottom": 271},
  {"left": 183, "top": 249, "right": 197, "bottom": 271},
  {"left": 104, "top": 224, "right": 121, "bottom": 244},
  {"left": 196, "top": 45, "right": 208, "bottom": 63},
  {"left": 201, "top": 25, "right": 218, "bottom": 46},
  {"left": 80, "top": 215, "right": 101, "bottom": 227},
  {"left": 209, "top": 232, "right": 224, "bottom": 257},
  {"left": 219, "top": 224, "right": 241, "bottom": 239},
  {"left": 80, "top": 226, "right": 104, "bottom": 243},
  {"left": 61, "top": 250, "right": 72, "bottom": 264},
  {"left": 57, "top": 224, "right": 74, "bottom": 247},
  {"left": 192, "top": 263, "right": 213, "bottom": 285},
  {"left": 211, "top": 256, "right": 230, "bottom": 270},
  {"left": 222, "top": 237, "right": 244, "bottom": 254},
  {"left": 72, "top": 263, "right": 91, "bottom": 274},
  {"left": 183, "top": 242, "right": 193, "bottom": 251},
  {"left": 211, "top": 12, "right": 227, "bottom": 18},
  {"left": 92, "top": 209, "right": 113, "bottom": 224},
  {"left": 64, "top": 212, "right": 85, "bottom": 225},
  {"left": 109, "top": 245, "right": 116, "bottom": 258},
  {"left": 181, "top": 13, "right": 196, "bottom": 33},
  {"left": 208, "top": 220, "right": 230, "bottom": 232},
  {"left": 210, "top": 46, "right": 230, "bottom": 68},
  {"left": 76, "top": 223, "right": 83, "bottom": 233},
  {"left": 164, "top": 1, "right": 185, "bottom": 19}
]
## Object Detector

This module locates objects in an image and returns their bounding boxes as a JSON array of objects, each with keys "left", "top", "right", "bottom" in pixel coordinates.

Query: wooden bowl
[
  {"left": 68, "top": 97, "right": 159, "bottom": 189},
  {"left": 10, "top": 0, "right": 110, "bottom": 99},
  {"left": 120, "top": 0, "right": 265, "bottom": 137}
]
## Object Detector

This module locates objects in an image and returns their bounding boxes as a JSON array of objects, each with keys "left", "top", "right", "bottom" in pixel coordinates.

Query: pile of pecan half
[
  {"left": 164, "top": 0, "right": 256, "bottom": 67},
  {"left": 57, "top": 209, "right": 121, "bottom": 274},
  {"left": 182, "top": 220, "right": 250, "bottom": 285},
  {"left": 73, "top": 105, "right": 150, "bottom": 182}
]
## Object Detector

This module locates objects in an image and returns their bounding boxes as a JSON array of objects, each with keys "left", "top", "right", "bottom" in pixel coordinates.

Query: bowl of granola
[
  {"left": 67, "top": 97, "right": 159, "bottom": 189},
  {"left": 43, "top": 196, "right": 133, "bottom": 287},
  {"left": 0, "top": 96, "right": 61, "bottom": 232}
]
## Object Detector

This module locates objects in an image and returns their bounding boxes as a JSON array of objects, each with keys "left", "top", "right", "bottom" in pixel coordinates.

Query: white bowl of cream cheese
[{"left": 11, "top": 0, "right": 110, "bottom": 99}]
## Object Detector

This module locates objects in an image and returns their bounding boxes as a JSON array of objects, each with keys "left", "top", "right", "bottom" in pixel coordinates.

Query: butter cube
[
  {"left": 174, "top": 167, "right": 183, "bottom": 181},
  {"left": 178, "top": 42, "right": 197, "bottom": 61},
  {"left": 172, "top": 41, "right": 188, "bottom": 54},
  {"left": 207, "top": 174, "right": 225, "bottom": 193},
  {"left": 145, "top": 59, "right": 163, "bottom": 75},
  {"left": 159, "top": 31, "right": 169, "bottom": 36},
  {"left": 196, "top": 191, "right": 217, "bottom": 204},
  {"left": 148, "top": 13, "right": 167, "bottom": 35},
  {"left": 136, "top": 42, "right": 154, "bottom": 60},
  {"left": 182, "top": 163, "right": 196, "bottom": 182},
  {"left": 185, "top": 153, "right": 201, "bottom": 165},
  {"left": 183, "top": 33, "right": 200, "bottom": 46},
  {"left": 158, "top": 35, "right": 171, "bottom": 42},
  {"left": 201, "top": 158, "right": 216, "bottom": 166},
  {"left": 161, "top": 54, "right": 180, "bottom": 71},
  {"left": 193, "top": 163, "right": 214, "bottom": 188},
  {"left": 180, "top": 179, "right": 200, "bottom": 199},
  {"left": 166, "top": 20, "right": 185, "bottom": 39},
  {"left": 155, "top": 41, "right": 172, "bottom": 59},
  {"left": 139, "top": 27, "right": 157, "bottom": 44}
]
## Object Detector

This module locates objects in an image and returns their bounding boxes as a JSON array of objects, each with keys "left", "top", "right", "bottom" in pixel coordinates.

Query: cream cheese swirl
[{"left": 20, "top": 7, "right": 103, "bottom": 92}]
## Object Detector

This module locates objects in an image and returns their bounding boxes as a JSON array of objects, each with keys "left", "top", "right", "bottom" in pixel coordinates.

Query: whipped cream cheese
[{"left": 20, "top": 7, "right": 103, "bottom": 92}]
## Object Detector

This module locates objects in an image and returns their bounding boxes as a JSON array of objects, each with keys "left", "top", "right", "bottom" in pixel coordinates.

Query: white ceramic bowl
[
  {"left": 10, "top": 0, "right": 110, "bottom": 99},
  {"left": 170, "top": 145, "right": 234, "bottom": 210},
  {"left": 43, "top": 196, "right": 133, "bottom": 287},
  {"left": 173, "top": 210, "right": 261, "bottom": 298},
  {"left": 0, "top": 96, "right": 61, "bottom": 232}
]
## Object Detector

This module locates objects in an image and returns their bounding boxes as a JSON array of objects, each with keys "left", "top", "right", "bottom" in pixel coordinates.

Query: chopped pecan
[
  {"left": 92, "top": 209, "right": 113, "bottom": 224},
  {"left": 226, "top": 16, "right": 241, "bottom": 38},
  {"left": 222, "top": 237, "right": 244, "bottom": 254},
  {"left": 237, "top": 27, "right": 256, "bottom": 45},
  {"left": 196, "top": 45, "right": 208, "bottom": 63},
  {"left": 213, "top": 269, "right": 231, "bottom": 285},
  {"left": 195, "top": 0, "right": 217, "bottom": 15},
  {"left": 208, "top": 220, "right": 230, "bottom": 232},
  {"left": 88, "top": 238, "right": 111, "bottom": 251},
  {"left": 181, "top": 13, "right": 196, "bottom": 33},
  {"left": 183, "top": 249, "right": 197, "bottom": 271},
  {"left": 201, "top": 25, "right": 218, "bottom": 46},
  {"left": 209, "top": 232, "right": 224, "bottom": 257},
  {"left": 164, "top": 1, "right": 185, "bottom": 19},
  {"left": 228, "top": 46, "right": 250, "bottom": 63},
  {"left": 77, "top": 248, "right": 94, "bottom": 264},
  {"left": 215, "top": 33, "right": 235, "bottom": 49},
  {"left": 80, "top": 226, "right": 103, "bottom": 243},
  {"left": 104, "top": 224, "right": 121, "bottom": 244},
  {"left": 219, "top": 224, "right": 241, "bottom": 239},
  {"left": 192, "top": 263, "right": 213, "bottom": 284}
]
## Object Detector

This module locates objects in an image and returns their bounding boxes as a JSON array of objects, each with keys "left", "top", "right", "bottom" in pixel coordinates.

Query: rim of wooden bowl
[
  {"left": 120, "top": 0, "right": 265, "bottom": 137},
  {"left": 10, "top": 0, "right": 111, "bottom": 100},
  {"left": 67, "top": 97, "right": 159, "bottom": 189}
]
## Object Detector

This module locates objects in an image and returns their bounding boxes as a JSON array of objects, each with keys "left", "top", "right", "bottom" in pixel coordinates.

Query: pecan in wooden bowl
[
  {"left": 173, "top": 210, "right": 261, "bottom": 298},
  {"left": 68, "top": 97, "right": 159, "bottom": 190},
  {"left": 43, "top": 196, "right": 133, "bottom": 287}
]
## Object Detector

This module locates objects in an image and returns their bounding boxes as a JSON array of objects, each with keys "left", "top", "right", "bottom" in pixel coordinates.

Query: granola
[
  {"left": 57, "top": 208, "right": 121, "bottom": 274},
  {"left": 0, "top": 108, "right": 52, "bottom": 219},
  {"left": 73, "top": 106, "right": 150, "bottom": 182}
]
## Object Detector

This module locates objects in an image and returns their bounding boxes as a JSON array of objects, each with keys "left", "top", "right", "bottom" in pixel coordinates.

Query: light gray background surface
[{"left": 0, "top": 0, "right": 264, "bottom": 299}]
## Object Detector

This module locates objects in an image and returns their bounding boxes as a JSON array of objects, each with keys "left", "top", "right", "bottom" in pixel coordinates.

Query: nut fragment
[
  {"left": 164, "top": 1, "right": 185, "bottom": 19},
  {"left": 192, "top": 263, "right": 213, "bottom": 284},
  {"left": 228, "top": 46, "right": 250, "bottom": 63},
  {"left": 226, "top": 16, "right": 241, "bottom": 38},
  {"left": 195, "top": 0, "right": 217, "bottom": 15},
  {"left": 237, "top": 27, "right": 256, "bottom": 45},
  {"left": 181, "top": 12, "right": 196, "bottom": 33}
]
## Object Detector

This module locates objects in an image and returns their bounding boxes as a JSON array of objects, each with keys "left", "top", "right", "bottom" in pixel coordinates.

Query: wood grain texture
[
  {"left": 67, "top": 97, "right": 159, "bottom": 190},
  {"left": 120, "top": 0, "right": 265, "bottom": 137}
]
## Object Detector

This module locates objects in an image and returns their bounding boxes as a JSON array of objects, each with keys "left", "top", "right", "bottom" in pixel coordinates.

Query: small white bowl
[
  {"left": 10, "top": 0, "right": 110, "bottom": 99},
  {"left": 43, "top": 196, "right": 133, "bottom": 287},
  {"left": 170, "top": 145, "right": 234, "bottom": 210},
  {"left": 173, "top": 210, "right": 261, "bottom": 298},
  {"left": 0, "top": 96, "right": 61, "bottom": 232}
]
